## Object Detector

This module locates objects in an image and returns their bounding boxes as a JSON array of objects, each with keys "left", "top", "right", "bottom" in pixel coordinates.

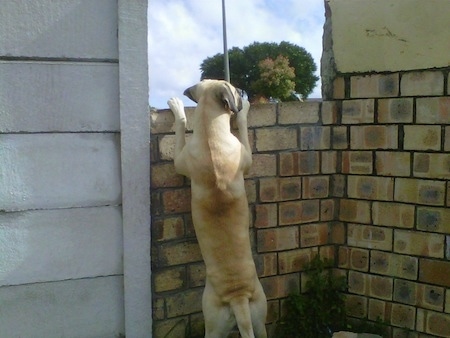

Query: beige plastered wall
[{"left": 328, "top": 0, "right": 450, "bottom": 73}]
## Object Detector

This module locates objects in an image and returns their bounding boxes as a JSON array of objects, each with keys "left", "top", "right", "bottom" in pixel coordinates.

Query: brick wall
[
  {"left": 151, "top": 68, "right": 449, "bottom": 337},
  {"left": 332, "top": 69, "right": 450, "bottom": 338},
  {"left": 150, "top": 101, "right": 339, "bottom": 337}
]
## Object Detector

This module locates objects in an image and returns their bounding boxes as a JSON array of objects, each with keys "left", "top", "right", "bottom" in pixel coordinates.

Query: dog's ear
[
  {"left": 219, "top": 83, "right": 242, "bottom": 114},
  {"left": 183, "top": 85, "right": 198, "bottom": 103}
]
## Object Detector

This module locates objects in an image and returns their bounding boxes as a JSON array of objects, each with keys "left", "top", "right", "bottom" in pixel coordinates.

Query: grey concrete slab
[
  {"left": 0, "top": 276, "right": 124, "bottom": 338},
  {"left": 0, "top": 62, "right": 120, "bottom": 132},
  {"left": 0, "top": 206, "right": 123, "bottom": 286},
  {"left": 0, "top": 133, "right": 121, "bottom": 211},
  {"left": 0, "top": 0, "right": 118, "bottom": 59}
]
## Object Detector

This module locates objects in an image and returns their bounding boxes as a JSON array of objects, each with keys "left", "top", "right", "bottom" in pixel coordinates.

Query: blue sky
[{"left": 148, "top": 0, "right": 325, "bottom": 108}]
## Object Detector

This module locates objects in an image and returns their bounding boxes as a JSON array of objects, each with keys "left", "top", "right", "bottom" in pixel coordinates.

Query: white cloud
[{"left": 148, "top": 0, "right": 325, "bottom": 108}]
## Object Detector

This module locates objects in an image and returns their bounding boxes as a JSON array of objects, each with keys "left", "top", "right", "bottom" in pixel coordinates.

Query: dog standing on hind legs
[{"left": 168, "top": 80, "right": 267, "bottom": 338}]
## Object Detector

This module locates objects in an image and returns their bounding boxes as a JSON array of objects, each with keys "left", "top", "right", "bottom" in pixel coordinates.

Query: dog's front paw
[
  {"left": 167, "top": 97, "right": 186, "bottom": 122},
  {"left": 237, "top": 99, "right": 250, "bottom": 122}
]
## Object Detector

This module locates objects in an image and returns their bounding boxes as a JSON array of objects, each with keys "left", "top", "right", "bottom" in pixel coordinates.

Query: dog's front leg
[
  {"left": 236, "top": 99, "right": 252, "bottom": 173},
  {"left": 167, "top": 97, "right": 189, "bottom": 177}
]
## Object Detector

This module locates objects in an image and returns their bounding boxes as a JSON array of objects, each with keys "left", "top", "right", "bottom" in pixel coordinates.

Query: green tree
[
  {"left": 200, "top": 41, "right": 319, "bottom": 101},
  {"left": 252, "top": 55, "right": 296, "bottom": 101}
]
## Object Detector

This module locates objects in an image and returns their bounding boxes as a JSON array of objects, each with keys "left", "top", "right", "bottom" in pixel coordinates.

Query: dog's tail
[{"left": 230, "top": 297, "right": 255, "bottom": 338}]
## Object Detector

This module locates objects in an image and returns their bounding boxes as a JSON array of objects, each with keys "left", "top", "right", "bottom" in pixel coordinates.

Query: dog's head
[{"left": 183, "top": 80, "right": 243, "bottom": 114}]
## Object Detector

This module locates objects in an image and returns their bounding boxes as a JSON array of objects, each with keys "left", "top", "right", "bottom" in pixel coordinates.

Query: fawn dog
[{"left": 168, "top": 80, "right": 267, "bottom": 338}]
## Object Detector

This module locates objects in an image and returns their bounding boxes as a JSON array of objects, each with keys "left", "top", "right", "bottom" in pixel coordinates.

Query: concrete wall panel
[
  {"left": 328, "top": 0, "right": 450, "bottom": 73},
  {"left": 0, "top": 62, "right": 120, "bottom": 132},
  {"left": 0, "top": 276, "right": 124, "bottom": 338},
  {"left": 0, "top": 0, "right": 118, "bottom": 59},
  {"left": 0, "top": 206, "right": 123, "bottom": 286},
  {"left": 0, "top": 133, "right": 121, "bottom": 211}
]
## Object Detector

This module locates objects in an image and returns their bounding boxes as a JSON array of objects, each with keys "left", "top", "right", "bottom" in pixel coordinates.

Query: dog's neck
[{"left": 192, "top": 100, "right": 233, "bottom": 140}]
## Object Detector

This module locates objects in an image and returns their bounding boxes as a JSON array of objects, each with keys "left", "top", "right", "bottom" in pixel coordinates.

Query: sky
[{"left": 148, "top": 0, "right": 325, "bottom": 109}]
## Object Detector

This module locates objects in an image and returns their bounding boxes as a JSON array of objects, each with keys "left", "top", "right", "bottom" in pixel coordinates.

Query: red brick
[
  {"left": 320, "top": 199, "right": 335, "bottom": 221},
  {"left": 151, "top": 162, "right": 184, "bottom": 188},
  {"left": 348, "top": 224, "right": 393, "bottom": 251},
  {"left": 300, "top": 126, "right": 331, "bottom": 150},
  {"left": 346, "top": 294, "right": 367, "bottom": 318},
  {"left": 254, "top": 203, "right": 277, "bottom": 228},
  {"left": 347, "top": 175, "right": 394, "bottom": 201},
  {"left": 401, "top": 71, "right": 444, "bottom": 96},
  {"left": 378, "top": 98, "right": 413, "bottom": 123},
  {"left": 339, "top": 199, "right": 371, "bottom": 223},
  {"left": 333, "top": 77, "right": 345, "bottom": 99},
  {"left": 413, "top": 153, "right": 450, "bottom": 179},
  {"left": 419, "top": 258, "right": 450, "bottom": 288},
  {"left": 391, "top": 303, "right": 415, "bottom": 329},
  {"left": 166, "top": 288, "right": 203, "bottom": 318},
  {"left": 255, "top": 253, "right": 278, "bottom": 277},
  {"left": 404, "top": 125, "right": 441, "bottom": 151},
  {"left": 446, "top": 126, "right": 450, "bottom": 153},
  {"left": 370, "top": 251, "right": 418, "bottom": 280},
  {"left": 259, "top": 177, "right": 301, "bottom": 202},
  {"left": 162, "top": 188, "right": 191, "bottom": 214},
  {"left": 278, "top": 101, "right": 320, "bottom": 124},
  {"left": 332, "top": 126, "right": 349, "bottom": 149},
  {"left": 278, "top": 247, "right": 317, "bottom": 274},
  {"left": 394, "top": 230, "right": 444, "bottom": 258},
  {"left": 257, "top": 226, "right": 299, "bottom": 252},
  {"left": 339, "top": 247, "right": 369, "bottom": 271},
  {"left": 300, "top": 223, "right": 329, "bottom": 247},
  {"left": 302, "top": 176, "right": 329, "bottom": 199},
  {"left": 279, "top": 200, "right": 320, "bottom": 225},
  {"left": 368, "top": 299, "right": 392, "bottom": 323},
  {"left": 266, "top": 299, "right": 280, "bottom": 324},
  {"left": 372, "top": 201, "right": 414, "bottom": 228},
  {"left": 416, "top": 97, "right": 450, "bottom": 124},
  {"left": 321, "top": 101, "right": 338, "bottom": 125},
  {"left": 279, "top": 151, "right": 320, "bottom": 176},
  {"left": 350, "top": 125, "right": 398, "bottom": 150},
  {"left": 376, "top": 151, "right": 411, "bottom": 177},
  {"left": 154, "top": 317, "right": 187, "bottom": 338},
  {"left": 321, "top": 151, "right": 338, "bottom": 174},
  {"left": 351, "top": 73, "right": 399, "bottom": 98},
  {"left": 417, "top": 206, "right": 450, "bottom": 234},
  {"left": 260, "top": 273, "right": 300, "bottom": 300},
  {"left": 331, "top": 222, "right": 346, "bottom": 244},
  {"left": 247, "top": 103, "right": 276, "bottom": 127},
  {"left": 416, "top": 309, "right": 450, "bottom": 337},
  {"left": 154, "top": 266, "right": 186, "bottom": 292},
  {"left": 342, "top": 151, "right": 373, "bottom": 174},
  {"left": 348, "top": 270, "right": 368, "bottom": 295},
  {"left": 342, "top": 99, "right": 375, "bottom": 124},
  {"left": 255, "top": 127, "right": 298, "bottom": 151},
  {"left": 153, "top": 217, "right": 185, "bottom": 242},
  {"left": 158, "top": 240, "right": 202, "bottom": 266},
  {"left": 393, "top": 279, "right": 444, "bottom": 311},
  {"left": 188, "top": 262, "right": 206, "bottom": 287},
  {"left": 370, "top": 274, "right": 393, "bottom": 300},
  {"left": 246, "top": 153, "right": 277, "bottom": 178},
  {"left": 394, "top": 178, "right": 446, "bottom": 206}
]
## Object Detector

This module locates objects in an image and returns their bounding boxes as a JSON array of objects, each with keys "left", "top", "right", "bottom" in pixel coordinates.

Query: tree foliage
[
  {"left": 200, "top": 41, "right": 319, "bottom": 101},
  {"left": 252, "top": 55, "right": 296, "bottom": 101}
]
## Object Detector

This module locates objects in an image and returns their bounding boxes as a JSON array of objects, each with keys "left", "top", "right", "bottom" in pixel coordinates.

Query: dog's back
[{"left": 168, "top": 80, "right": 267, "bottom": 338}]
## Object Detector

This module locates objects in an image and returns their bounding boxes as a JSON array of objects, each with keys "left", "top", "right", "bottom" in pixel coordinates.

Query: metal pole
[{"left": 222, "top": 0, "right": 230, "bottom": 82}]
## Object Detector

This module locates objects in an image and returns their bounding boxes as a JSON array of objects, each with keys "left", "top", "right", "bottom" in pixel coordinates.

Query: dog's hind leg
[
  {"left": 230, "top": 297, "right": 256, "bottom": 338},
  {"left": 250, "top": 281, "right": 268, "bottom": 338},
  {"left": 202, "top": 282, "right": 236, "bottom": 338},
  {"left": 167, "top": 97, "right": 190, "bottom": 177}
]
